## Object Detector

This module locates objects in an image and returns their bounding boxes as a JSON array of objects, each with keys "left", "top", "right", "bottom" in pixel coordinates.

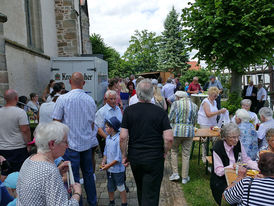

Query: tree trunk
[{"left": 230, "top": 70, "right": 242, "bottom": 95}]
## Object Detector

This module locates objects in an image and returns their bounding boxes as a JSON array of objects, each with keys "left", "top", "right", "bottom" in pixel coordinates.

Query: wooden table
[{"left": 194, "top": 128, "right": 221, "bottom": 166}]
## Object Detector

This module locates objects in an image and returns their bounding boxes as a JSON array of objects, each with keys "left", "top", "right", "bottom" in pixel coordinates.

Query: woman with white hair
[
  {"left": 16, "top": 121, "right": 81, "bottom": 206},
  {"left": 231, "top": 99, "right": 259, "bottom": 125},
  {"left": 210, "top": 123, "right": 258, "bottom": 206},
  {"left": 235, "top": 109, "right": 258, "bottom": 160},
  {"left": 257, "top": 107, "right": 274, "bottom": 149},
  {"left": 169, "top": 91, "right": 198, "bottom": 184}
]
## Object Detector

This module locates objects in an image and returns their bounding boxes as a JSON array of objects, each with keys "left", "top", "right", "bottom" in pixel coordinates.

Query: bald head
[
  {"left": 70, "top": 72, "right": 85, "bottom": 89},
  {"left": 4, "top": 89, "right": 18, "bottom": 104}
]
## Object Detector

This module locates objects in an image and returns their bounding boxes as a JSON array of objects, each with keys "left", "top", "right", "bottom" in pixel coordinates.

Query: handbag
[{"left": 246, "top": 178, "right": 254, "bottom": 205}]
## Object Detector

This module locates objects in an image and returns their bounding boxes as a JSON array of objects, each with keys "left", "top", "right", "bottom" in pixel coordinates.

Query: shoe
[
  {"left": 182, "top": 176, "right": 190, "bottom": 184},
  {"left": 108, "top": 203, "right": 115, "bottom": 206},
  {"left": 169, "top": 173, "right": 180, "bottom": 181}
]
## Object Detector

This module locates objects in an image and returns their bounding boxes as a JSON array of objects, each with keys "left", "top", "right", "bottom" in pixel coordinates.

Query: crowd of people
[{"left": 0, "top": 72, "right": 273, "bottom": 206}]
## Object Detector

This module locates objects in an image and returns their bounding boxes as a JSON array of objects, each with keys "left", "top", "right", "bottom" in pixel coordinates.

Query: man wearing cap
[
  {"left": 0, "top": 89, "right": 31, "bottom": 181},
  {"left": 120, "top": 79, "right": 173, "bottom": 206},
  {"left": 168, "top": 91, "right": 198, "bottom": 184},
  {"left": 207, "top": 76, "right": 223, "bottom": 109}
]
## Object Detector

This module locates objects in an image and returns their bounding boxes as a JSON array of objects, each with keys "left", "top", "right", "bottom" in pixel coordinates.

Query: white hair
[
  {"left": 235, "top": 109, "right": 250, "bottom": 122},
  {"left": 35, "top": 121, "right": 69, "bottom": 153},
  {"left": 221, "top": 123, "right": 240, "bottom": 140},
  {"left": 241, "top": 99, "right": 252, "bottom": 106},
  {"left": 105, "top": 90, "right": 117, "bottom": 99},
  {"left": 136, "top": 79, "right": 153, "bottom": 103},
  {"left": 259, "top": 107, "right": 273, "bottom": 121}
]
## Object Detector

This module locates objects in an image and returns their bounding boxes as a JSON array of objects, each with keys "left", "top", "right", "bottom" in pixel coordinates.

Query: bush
[{"left": 222, "top": 92, "right": 242, "bottom": 115}]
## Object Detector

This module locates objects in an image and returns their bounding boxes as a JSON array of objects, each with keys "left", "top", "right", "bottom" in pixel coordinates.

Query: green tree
[
  {"left": 122, "top": 30, "right": 161, "bottom": 74},
  {"left": 158, "top": 6, "right": 189, "bottom": 74},
  {"left": 182, "top": 0, "right": 274, "bottom": 94},
  {"left": 90, "top": 33, "right": 123, "bottom": 78},
  {"left": 180, "top": 69, "right": 212, "bottom": 88}
]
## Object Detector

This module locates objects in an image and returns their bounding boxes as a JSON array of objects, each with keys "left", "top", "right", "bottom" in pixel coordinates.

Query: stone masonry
[
  {"left": 80, "top": 5, "right": 92, "bottom": 54},
  {"left": 0, "top": 12, "right": 8, "bottom": 104},
  {"left": 55, "top": 0, "right": 81, "bottom": 56}
]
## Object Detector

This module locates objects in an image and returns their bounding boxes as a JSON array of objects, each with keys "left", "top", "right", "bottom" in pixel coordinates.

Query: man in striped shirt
[
  {"left": 224, "top": 153, "right": 274, "bottom": 206},
  {"left": 52, "top": 72, "right": 97, "bottom": 206}
]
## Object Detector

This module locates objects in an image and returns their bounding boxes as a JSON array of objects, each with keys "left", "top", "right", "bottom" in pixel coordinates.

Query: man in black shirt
[{"left": 120, "top": 79, "right": 173, "bottom": 206}]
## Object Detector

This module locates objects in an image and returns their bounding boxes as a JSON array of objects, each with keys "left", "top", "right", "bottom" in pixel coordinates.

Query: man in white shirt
[
  {"left": 0, "top": 89, "right": 31, "bottom": 181},
  {"left": 256, "top": 83, "right": 267, "bottom": 113},
  {"left": 52, "top": 72, "right": 97, "bottom": 206},
  {"left": 161, "top": 78, "right": 176, "bottom": 111}
]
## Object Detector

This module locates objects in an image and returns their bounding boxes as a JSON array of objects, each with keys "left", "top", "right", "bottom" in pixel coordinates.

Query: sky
[{"left": 87, "top": 0, "right": 196, "bottom": 58}]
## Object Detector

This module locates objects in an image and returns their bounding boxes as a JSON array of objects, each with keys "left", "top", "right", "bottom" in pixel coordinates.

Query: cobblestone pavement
[{"left": 82, "top": 153, "right": 187, "bottom": 206}]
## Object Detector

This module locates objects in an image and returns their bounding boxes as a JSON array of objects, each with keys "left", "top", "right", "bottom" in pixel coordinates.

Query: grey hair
[
  {"left": 259, "top": 107, "right": 273, "bottom": 121},
  {"left": 221, "top": 123, "right": 240, "bottom": 140},
  {"left": 35, "top": 121, "right": 69, "bottom": 153},
  {"left": 136, "top": 79, "right": 153, "bottom": 103},
  {"left": 235, "top": 109, "right": 250, "bottom": 122},
  {"left": 166, "top": 78, "right": 172, "bottom": 83},
  {"left": 105, "top": 90, "right": 117, "bottom": 98},
  {"left": 241, "top": 99, "right": 252, "bottom": 106}
]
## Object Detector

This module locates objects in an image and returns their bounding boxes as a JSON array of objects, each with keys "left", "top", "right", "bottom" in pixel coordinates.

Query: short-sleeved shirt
[
  {"left": 161, "top": 83, "right": 176, "bottom": 99},
  {"left": 257, "top": 87, "right": 267, "bottom": 101},
  {"left": 104, "top": 133, "right": 125, "bottom": 173},
  {"left": 0, "top": 106, "right": 29, "bottom": 150},
  {"left": 257, "top": 119, "right": 274, "bottom": 149},
  {"left": 39, "top": 102, "right": 55, "bottom": 123},
  {"left": 52, "top": 89, "right": 97, "bottom": 152},
  {"left": 95, "top": 103, "right": 122, "bottom": 132},
  {"left": 121, "top": 102, "right": 171, "bottom": 163},
  {"left": 188, "top": 82, "right": 202, "bottom": 92}
]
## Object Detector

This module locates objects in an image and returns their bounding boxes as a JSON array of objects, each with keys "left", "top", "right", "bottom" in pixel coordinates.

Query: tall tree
[
  {"left": 90, "top": 33, "right": 122, "bottom": 78},
  {"left": 182, "top": 0, "right": 274, "bottom": 94},
  {"left": 158, "top": 7, "right": 189, "bottom": 74},
  {"left": 122, "top": 30, "right": 161, "bottom": 73}
]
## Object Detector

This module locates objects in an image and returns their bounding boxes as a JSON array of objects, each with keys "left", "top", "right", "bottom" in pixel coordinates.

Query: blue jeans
[{"left": 63, "top": 148, "right": 97, "bottom": 206}]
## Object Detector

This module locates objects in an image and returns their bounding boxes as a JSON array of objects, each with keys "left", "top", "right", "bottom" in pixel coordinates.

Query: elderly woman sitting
[
  {"left": 257, "top": 107, "right": 274, "bottom": 149},
  {"left": 235, "top": 109, "right": 258, "bottom": 161},
  {"left": 168, "top": 91, "right": 198, "bottom": 184},
  {"left": 257, "top": 129, "right": 274, "bottom": 159},
  {"left": 232, "top": 99, "right": 259, "bottom": 125},
  {"left": 16, "top": 121, "right": 81, "bottom": 206},
  {"left": 210, "top": 123, "right": 258, "bottom": 206},
  {"left": 224, "top": 152, "right": 274, "bottom": 205}
]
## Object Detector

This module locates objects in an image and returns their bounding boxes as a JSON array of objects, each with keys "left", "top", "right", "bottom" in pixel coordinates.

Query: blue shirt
[
  {"left": 103, "top": 133, "right": 125, "bottom": 173},
  {"left": 208, "top": 79, "right": 223, "bottom": 90},
  {"left": 52, "top": 89, "right": 97, "bottom": 152},
  {"left": 95, "top": 103, "right": 122, "bottom": 132}
]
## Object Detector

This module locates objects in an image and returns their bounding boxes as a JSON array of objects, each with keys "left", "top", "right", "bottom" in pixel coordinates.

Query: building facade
[{"left": 0, "top": 0, "right": 92, "bottom": 101}]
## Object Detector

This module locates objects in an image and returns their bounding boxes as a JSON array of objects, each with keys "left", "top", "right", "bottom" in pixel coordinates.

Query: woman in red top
[{"left": 127, "top": 81, "right": 136, "bottom": 97}]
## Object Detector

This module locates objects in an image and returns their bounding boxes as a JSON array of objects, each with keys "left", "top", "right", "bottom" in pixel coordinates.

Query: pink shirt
[{"left": 213, "top": 141, "right": 258, "bottom": 176}]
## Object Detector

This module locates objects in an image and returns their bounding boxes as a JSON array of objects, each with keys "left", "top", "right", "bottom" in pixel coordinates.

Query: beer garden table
[{"left": 194, "top": 128, "right": 221, "bottom": 165}]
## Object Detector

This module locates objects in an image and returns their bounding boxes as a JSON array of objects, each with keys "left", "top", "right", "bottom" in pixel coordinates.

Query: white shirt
[
  {"left": 257, "top": 87, "right": 267, "bottom": 101},
  {"left": 52, "top": 89, "right": 97, "bottom": 152},
  {"left": 231, "top": 111, "right": 259, "bottom": 125},
  {"left": 198, "top": 98, "right": 218, "bottom": 127},
  {"left": 129, "top": 94, "right": 155, "bottom": 106},
  {"left": 245, "top": 85, "right": 253, "bottom": 96},
  {"left": 257, "top": 119, "right": 274, "bottom": 149},
  {"left": 161, "top": 83, "right": 176, "bottom": 98},
  {"left": 39, "top": 102, "right": 55, "bottom": 123}
]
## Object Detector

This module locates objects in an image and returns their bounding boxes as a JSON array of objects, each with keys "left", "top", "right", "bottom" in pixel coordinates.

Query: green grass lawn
[{"left": 178, "top": 143, "right": 218, "bottom": 206}]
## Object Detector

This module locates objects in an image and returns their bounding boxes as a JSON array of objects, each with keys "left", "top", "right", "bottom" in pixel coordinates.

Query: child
[
  {"left": 101, "top": 116, "right": 127, "bottom": 206},
  {"left": 2, "top": 172, "right": 19, "bottom": 206}
]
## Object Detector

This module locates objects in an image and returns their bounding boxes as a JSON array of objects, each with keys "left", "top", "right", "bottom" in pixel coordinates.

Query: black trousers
[
  {"left": 130, "top": 158, "right": 164, "bottom": 206},
  {"left": 256, "top": 100, "right": 265, "bottom": 113}
]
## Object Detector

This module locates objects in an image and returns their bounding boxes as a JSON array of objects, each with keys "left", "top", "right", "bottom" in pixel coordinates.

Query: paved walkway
[{"left": 83, "top": 153, "right": 187, "bottom": 206}]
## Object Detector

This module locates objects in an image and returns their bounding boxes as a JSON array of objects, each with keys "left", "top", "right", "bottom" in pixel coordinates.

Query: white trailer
[{"left": 51, "top": 57, "right": 108, "bottom": 107}]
